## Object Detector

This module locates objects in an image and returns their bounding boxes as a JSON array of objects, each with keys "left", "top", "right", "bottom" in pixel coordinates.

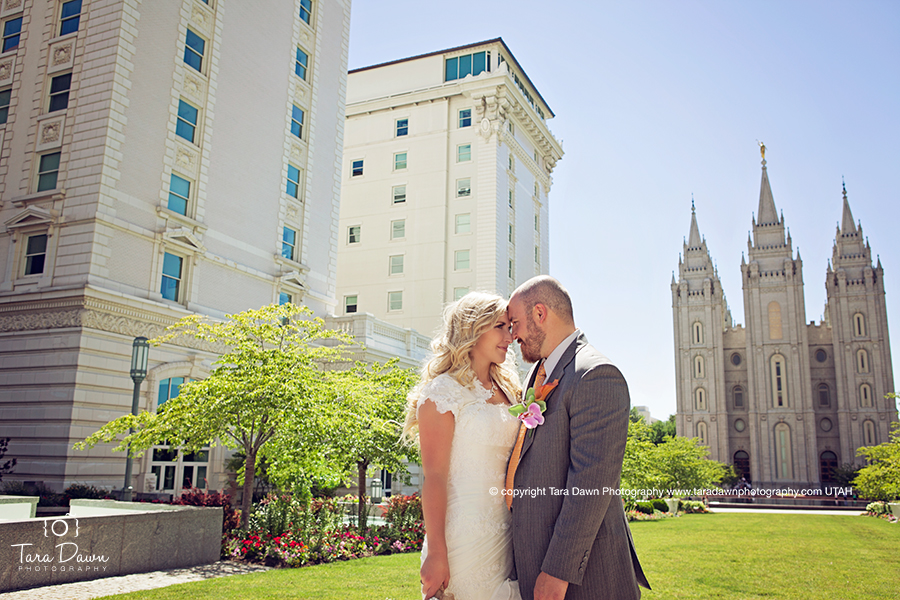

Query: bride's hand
[{"left": 421, "top": 552, "right": 450, "bottom": 598}]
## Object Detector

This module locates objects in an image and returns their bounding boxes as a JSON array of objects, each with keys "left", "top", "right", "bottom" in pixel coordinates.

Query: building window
[
  {"left": 731, "top": 353, "right": 742, "bottom": 366},
  {"left": 59, "top": 0, "right": 82, "bottom": 36},
  {"left": 733, "top": 451, "right": 750, "bottom": 481},
  {"left": 0, "top": 88, "right": 10, "bottom": 123},
  {"left": 455, "top": 213, "right": 470, "bottom": 234},
  {"left": 158, "top": 377, "right": 185, "bottom": 409},
  {"left": 696, "top": 421, "right": 708, "bottom": 446},
  {"left": 770, "top": 354, "right": 787, "bottom": 407},
  {"left": 694, "top": 355, "right": 705, "bottom": 378},
  {"left": 535, "top": 213, "right": 539, "bottom": 231},
  {"left": 817, "top": 383, "right": 830, "bottom": 407},
  {"left": 860, "top": 383, "right": 873, "bottom": 408},
  {"left": 733, "top": 386, "right": 744, "bottom": 408},
  {"left": 508, "top": 189, "right": 514, "bottom": 208},
  {"left": 344, "top": 295, "right": 357, "bottom": 314},
  {"left": 279, "top": 292, "right": 292, "bottom": 305},
  {"left": 2, "top": 17, "right": 22, "bottom": 53},
  {"left": 176, "top": 100, "right": 199, "bottom": 144},
  {"left": 456, "top": 178, "right": 471, "bottom": 197},
  {"left": 348, "top": 225, "right": 360, "bottom": 244},
  {"left": 389, "top": 291, "right": 403, "bottom": 311},
  {"left": 161, "top": 252, "right": 184, "bottom": 302},
  {"left": 282, "top": 226, "right": 297, "bottom": 261},
  {"left": 854, "top": 313, "right": 867, "bottom": 337},
  {"left": 508, "top": 154, "right": 514, "bottom": 170},
  {"left": 395, "top": 118, "right": 408, "bottom": 137},
  {"left": 184, "top": 29, "right": 205, "bottom": 72},
  {"left": 693, "top": 322, "right": 704, "bottom": 344},
  {"left": 863, "top": 420, "right": 876, "bottom": 445},
  {"left": 694, "top": 387, "right": 707, "bottom": 411},
  {"left": 458, "top": 108, "right": 471, "bottom": 128},
  {"left": 857, "top": 348, "right": 869, "bottom": 373},
  {"left": 389, "top": 255, "right": 404, "bottom": 275},
  {"left": 535, "top": 246, "right": 540, "bottom": 264},
  {"left": 820, "top": 418, "right": 833, "bottom": 432},
  {"left": 444, "top": 51, "right": 491, "bottom": 81},
  {"left": 393, "top": 152, "right": 407, "bottom": 170},
  {"left": 351, "top": 159, "right": 364, "bottom": 177},
  {"left": 820, "top": 451, "right": 838, "bottom": 484},
  {"left": 23, "top": 234, "right": 48, "bottom": 276},
  {"left": 454, "top": 287, "right": 468, "bottom": 301},
  {"left": 48, "top": 73, "right": 72, "bottom": 112},
  {"left": 508, "top": 223, "right": 513, "bottom": 243},
  {"left": 734, "top": 418, "right": 746, "bottom": 432},
  {"left": 457, "top": 144, "right": 471, "bottom": 162},
  {"left": 392, "top": 185, "right": 406, "bottom": 204},
  {"left": 295, "top": 47, "right": 309, "bottom": 80},
  {"left": 286, "top": 164, "right": 301, "bottom": 198},
  {"left": 299, "top": 0, "right": 312, "bottom": 24},
  {"left": 167, "top": 173, "right": 191, "bottom": 215},
  {"left": 455, "top": 249, "right": 470, "bottom": 271},
  {"left": 508, "top": 258, "right": 514, "bottom": 279},
  {"left": 815, "top": 349, "right": 827, "bottom": 363},
  {"left": 37, "top": 152, "right": 61, "bottom": 192},
  {"left": 774, "top": 423, "right": 793, "bottom": 479},
  {"left": 391, "top": 219, "right": 405, "bottom": 239},
  {"left": 291, "top": 105, "right": 304, "bottom": 139},
  {"left": 508, "top": 121, "right": 515, "bottom": 134},
  {"left": 534, "top": 181, "right": 539, "bottom": 197}
]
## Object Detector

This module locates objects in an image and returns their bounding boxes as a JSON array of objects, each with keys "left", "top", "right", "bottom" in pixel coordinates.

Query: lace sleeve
[{"left": 416, "top": 374, "right": 461, "bottom": 418}]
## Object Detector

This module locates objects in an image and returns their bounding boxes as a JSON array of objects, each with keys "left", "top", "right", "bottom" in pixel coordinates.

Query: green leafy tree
[
  {"left": 0, "top": 437, "right": 16, "bottom": 483},
  {"left": 649, "top": 435, "right": 727, "bottom": 496},
  {"left": 853, "top": 420, "right": 900, "bottom": 502},
  {"left": 272, "top": 359, "right": 418, "bottom": 531},
  {"left": 75, "top": 304, "right": 351, "bottom": 529},
  {"left": 649, "top": 414, "right": 677, "bottom": 445},
  {"left": 621, "top": 418, "right": 657, "bottom": 493}
]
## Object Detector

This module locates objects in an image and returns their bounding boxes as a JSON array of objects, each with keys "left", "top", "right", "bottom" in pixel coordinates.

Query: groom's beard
[{"left": 519, "top": 318, "right": 546, "bottom": 364}]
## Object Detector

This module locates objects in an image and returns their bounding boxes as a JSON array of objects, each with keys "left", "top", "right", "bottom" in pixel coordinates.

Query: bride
[{"left": 403, "top": 292, "right": 523, "bottom": 600}]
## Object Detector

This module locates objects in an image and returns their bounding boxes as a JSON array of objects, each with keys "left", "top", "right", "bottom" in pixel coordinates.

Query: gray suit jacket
[{"left": 510, "top": 334, "right": 650, "bottom": 600}]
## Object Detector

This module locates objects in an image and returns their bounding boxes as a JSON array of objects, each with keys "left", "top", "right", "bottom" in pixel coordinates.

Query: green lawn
[{"left": 101, "top": 514, "right": 898, "bottom": 600}]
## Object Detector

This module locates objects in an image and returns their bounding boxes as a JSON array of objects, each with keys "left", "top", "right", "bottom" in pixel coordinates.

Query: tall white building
[
  {"left": 0, "top": 0, "right": 358, "bottom": 495},
  {"left": 336, "top": 39, "right": 563, "bottom": 336},
  {"left": 672, "top": 150, "right": 896, "bottom": 488}
]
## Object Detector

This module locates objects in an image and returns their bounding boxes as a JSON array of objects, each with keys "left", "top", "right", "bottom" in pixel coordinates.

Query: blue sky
[{"left": 347, "top": 1, "right": 900, "bottom": 420}]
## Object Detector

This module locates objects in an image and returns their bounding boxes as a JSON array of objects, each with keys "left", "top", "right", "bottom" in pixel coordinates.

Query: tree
[
  {"left": 75, "top": 304, "right": 351, "bottom": 529},
  {"left": 649, "top": 414, "right": 676, "bottom": 445},
  {"left": 650, "top": 435, "right": 727, "bottom": 495},
  {"left": 270, "top": 359, "right": 418, "bottom": 531},
  {"left": 853, "top": 420, "right": 900, "bottom": 502},
  {"left": 621, "top": 418, "right": 656, "bottom": 492},
  {"left": 0, "top": 437, "right": 15, "bottom": 483}
]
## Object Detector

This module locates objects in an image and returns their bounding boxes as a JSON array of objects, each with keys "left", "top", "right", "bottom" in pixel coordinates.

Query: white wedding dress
[{"left": 417, "top": 373, "right": 522, "bottom": 600}]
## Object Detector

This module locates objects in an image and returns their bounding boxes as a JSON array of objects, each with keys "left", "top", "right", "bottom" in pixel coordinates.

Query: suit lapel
[{"left": 518, "top": 334, "right": 585, "bottom": 459}]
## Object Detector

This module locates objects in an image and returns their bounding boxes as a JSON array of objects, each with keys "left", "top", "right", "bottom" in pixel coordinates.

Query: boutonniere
[{"left": 508, "top": 379, "right": 559, "bottom": 428}]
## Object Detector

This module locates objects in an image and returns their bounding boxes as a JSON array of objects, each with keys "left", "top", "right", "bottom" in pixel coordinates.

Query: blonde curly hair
[{"left": 402, "top": 291, "right": 522, "bottom": 443}]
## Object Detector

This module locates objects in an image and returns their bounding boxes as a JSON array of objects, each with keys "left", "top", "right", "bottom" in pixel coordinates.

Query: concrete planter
[
  {"left": 664, "top": 499, "right": 680, "bottom": 514},
  {"left": 888, "top": 502, "right": 900, "bottom": 518}
]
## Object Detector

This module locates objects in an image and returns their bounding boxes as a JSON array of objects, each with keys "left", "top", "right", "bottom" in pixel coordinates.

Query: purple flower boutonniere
[{"left": 508, "top": 379, "right": 559, "bottom": 429}]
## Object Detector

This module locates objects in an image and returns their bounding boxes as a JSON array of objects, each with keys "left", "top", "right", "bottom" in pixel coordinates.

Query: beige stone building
[
  {"left": 672, "top": 151, "right": 897, "bottom": 488},
  {"left": 336, "top": 39, "right": 563, "bottom": 337},
  {"left": 0, "top": 0, "right": 401, "bottom": 496}
]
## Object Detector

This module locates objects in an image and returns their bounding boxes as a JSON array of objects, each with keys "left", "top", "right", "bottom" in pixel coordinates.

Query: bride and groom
[{"left": 403, "top": 276, "right": 651, "bottom": 600}]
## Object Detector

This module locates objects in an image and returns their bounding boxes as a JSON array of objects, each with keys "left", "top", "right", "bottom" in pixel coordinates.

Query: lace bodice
[{"left": 417, "top": 373, "right": 521, "bottom": 600}]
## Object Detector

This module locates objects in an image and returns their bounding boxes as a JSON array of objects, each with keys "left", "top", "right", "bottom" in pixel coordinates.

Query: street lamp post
[{"left": 123, "top": 337, "right": 150, "bottom": 502}]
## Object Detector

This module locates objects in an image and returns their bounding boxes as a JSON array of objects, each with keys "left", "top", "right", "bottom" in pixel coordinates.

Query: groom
[{"left": 505, "top": 276, "right": 650, "bottom": 600}]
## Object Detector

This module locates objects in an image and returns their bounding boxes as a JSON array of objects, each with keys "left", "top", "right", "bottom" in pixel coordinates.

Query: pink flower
[{"left": 518, "top": 402, "right": 545, "bottom": 429}]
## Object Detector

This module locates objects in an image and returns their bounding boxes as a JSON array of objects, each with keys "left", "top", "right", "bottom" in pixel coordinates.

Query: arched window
[
  {"left": 817, "top": 383, "right": 830, "bottom": 407},
  {"left": 853, "top": 313, "right": 867, "bottom": 337},
  {"left": 860, "top": 383, "right": 873, "bottom": 408},
  {"left": 733, "top": 450, "right": 750, "bottom": 482},
  {"left": 768, "top": 301, "right": 783, "bottom": 340},
  {"left": 696, "top": 421, "right": 708, "bottom": 446},
  {"left": 857, "top": 348, "right": 869, "bottom": 373},
  {"left": 157, "top": 377, "right": 186, "bottom": 409},
  {"left": 693, "top": 322, "right": 704, "bottom": 345},
  {"left": 694, "top": 355, "right": 705, "bottom": 378},
  {"left": 820, "top": 451, "right": 838, "bottom": 483},
  {"left": 774, "top": 423, "right": 793, "bottom": 480},
  {"left": 695, "top": 387, "right": 707, "bottom": 411},
  {"left": 733, "top": 385, "right": 744, "bottom": 409},
  {"left": 151, "top": 376, "right": 208, "bottom": 493},
  {"left": 770, "top": 354, "right": 787, "bottom": 407},
  {"left": 863, "top": 420, "right": 876, "bottom": 445}
]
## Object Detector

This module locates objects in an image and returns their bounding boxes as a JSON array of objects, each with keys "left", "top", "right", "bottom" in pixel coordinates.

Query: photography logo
[{"left": 11, "top": 517, "right": 110, "bottom": 572}]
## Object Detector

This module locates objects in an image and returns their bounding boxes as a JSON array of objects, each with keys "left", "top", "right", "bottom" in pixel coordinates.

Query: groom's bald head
[{"left": 510, "top": 275, "right": 574, "bottom": 326}]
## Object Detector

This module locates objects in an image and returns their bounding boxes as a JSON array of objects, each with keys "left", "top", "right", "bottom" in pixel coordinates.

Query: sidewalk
[
  {"left": 710, "top": 506, "right": 863, "bottom": 516},
  {"left": 2, "top": 561, "right": 270, "bottom": 600}
]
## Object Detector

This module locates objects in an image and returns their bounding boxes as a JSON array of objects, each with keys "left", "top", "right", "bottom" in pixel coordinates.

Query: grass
[{"left": 100, "top": 513, "right": 899, "bottom": 600}]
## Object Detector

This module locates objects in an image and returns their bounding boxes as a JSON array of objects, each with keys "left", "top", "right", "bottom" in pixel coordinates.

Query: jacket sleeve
[{"left": 539, "top": 362, "right": 630, "bottom": 584}]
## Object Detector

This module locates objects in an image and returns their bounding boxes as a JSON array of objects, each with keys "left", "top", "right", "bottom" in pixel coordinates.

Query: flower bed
[{"left": 863, "top": 501, "right": 900, "bottom": 523}]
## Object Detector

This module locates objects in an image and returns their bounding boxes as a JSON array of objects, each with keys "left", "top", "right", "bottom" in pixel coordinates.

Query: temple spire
[
  {"left": 688, "top": 200, "right": 702, "bottom": 248},
  {"left": 757, "top": 142, "right": 778, "bottom": 225},
  {"left": 840, "top": 179, "right": 857, "bottom": 235}
]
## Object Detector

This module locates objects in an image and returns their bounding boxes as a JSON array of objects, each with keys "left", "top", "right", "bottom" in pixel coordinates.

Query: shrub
[
  {"left": 173, "top": 488, "right": 240, "bottom": 533},
  {"left": 651, "top": 499, "right": 669, "bottom": 513},
  {"left": 866, "top": 501, "right": 888, "bottom": 515},
  {"left": 0, "top": 480, "right": 28, "bottom": 495},
  {"left": 248, "top": 493, "right": 298, "bottom": 537},
  {"left": 65, "top": 484, "right": 112, "bottom": 500},
  {"left": 384, "top": 494, "right": 422, "bottom": 529},
  {"left": 679, "top": 500, "right": 709, "bottom": 514},
  {"left": 635, "top": 501, "right": 655, "bottom": 515}
]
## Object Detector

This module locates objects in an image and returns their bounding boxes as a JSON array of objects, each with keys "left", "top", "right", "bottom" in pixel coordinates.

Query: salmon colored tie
[{"left": 505, "top": 362, "right": 546, "bottom": 510}]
